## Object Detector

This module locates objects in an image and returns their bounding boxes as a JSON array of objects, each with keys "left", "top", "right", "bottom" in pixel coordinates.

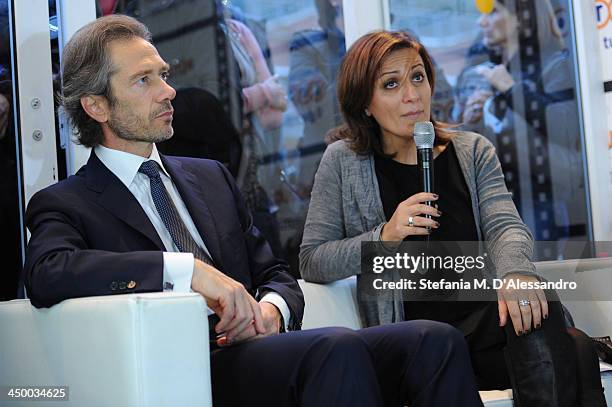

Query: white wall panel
[{"left": 12, "top": 0, "right": 58, "bottom": 206}]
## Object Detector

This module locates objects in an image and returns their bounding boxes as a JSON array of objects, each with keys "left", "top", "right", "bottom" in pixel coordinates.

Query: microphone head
[{"left": 414, "top": 121, "right": 435, "bottom": 149}]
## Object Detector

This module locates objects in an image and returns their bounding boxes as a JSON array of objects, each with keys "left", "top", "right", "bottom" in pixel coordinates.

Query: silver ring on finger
[
  {"left": 518, "top": 299, "right": 531, "bottom": 307},
  {"left": 408, "top": 216, "right": 414, "bottom": 227}
]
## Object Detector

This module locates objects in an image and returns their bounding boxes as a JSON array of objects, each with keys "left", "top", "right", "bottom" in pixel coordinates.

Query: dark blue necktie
[{"left": 138, "top": 160, "right": 214, "bottom": 266}]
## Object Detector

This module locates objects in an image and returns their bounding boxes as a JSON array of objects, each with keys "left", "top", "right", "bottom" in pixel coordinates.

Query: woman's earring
[{"left": 365, "top": 108, "right": 371, "bottom": 117}]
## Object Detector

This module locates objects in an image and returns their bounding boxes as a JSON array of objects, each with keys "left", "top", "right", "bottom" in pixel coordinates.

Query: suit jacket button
[
  {"left": 127, "top": 280, "right": 136, "bottom": 289},
  {"left": 119, "top": 281, "right": 127, "bottom": 290},
  {"left": 110, "top": 281, "right": 118, "bottom": 291}
]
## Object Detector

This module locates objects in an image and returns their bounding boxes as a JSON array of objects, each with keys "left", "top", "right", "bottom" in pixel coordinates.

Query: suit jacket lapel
[
  {"left": 161, "top": 155, "right": 224, "bottom": 268},
  {"left": 86, "top": 151, "right": 165, "bottom": 250}
]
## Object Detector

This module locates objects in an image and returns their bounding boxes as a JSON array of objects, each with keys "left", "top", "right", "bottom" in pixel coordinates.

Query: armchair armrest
[{"left": 0, "top": 292, "right": 212, "bottom": 407}]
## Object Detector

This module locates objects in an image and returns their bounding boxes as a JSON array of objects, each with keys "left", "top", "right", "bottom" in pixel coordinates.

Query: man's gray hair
[{"left": 60, "top": 14, "right": 151, "bottom": 148}]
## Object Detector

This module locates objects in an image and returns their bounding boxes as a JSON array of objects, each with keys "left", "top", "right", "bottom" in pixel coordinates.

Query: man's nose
[{"left": 159, "top": 79, "right": 176, "bottom": 102}]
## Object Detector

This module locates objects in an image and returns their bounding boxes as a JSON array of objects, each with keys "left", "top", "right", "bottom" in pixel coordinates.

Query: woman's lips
[{"left": 402, "top": 110, "right": 424, "bottom": 118}]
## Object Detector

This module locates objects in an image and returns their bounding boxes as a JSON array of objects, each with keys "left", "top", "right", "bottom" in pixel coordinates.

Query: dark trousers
[{"left": 210, "top": 320, "right": 484, "bottom": 407}]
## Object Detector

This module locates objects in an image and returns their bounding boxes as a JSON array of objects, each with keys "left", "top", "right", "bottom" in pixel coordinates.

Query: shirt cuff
[
  {"left": 260, "top": 292, "right": 290, "bottom": 332},
  {"left": 162, "top": 252, "right": 195, "bottom": 293},
  {"left": 374, "top": 222, "right": 402, "bottom": 253},
  {"left": 373, "top": 222, "right": 385, "bottom": 241},
  {"left": 163, "top": 252, "right": 215, "bottom": 316}
]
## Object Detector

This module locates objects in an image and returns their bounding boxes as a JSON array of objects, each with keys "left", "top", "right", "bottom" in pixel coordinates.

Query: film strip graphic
[
  {"left": 492, "top": 97, "right": 522, "bottom": 220},
  {"left": 516, "top": 0, "right": 558, "bottom": 245},
  {"left": 493, "top": 0, "right": 585, "bottom": 257},
  {"left": 211, "top": 3, "right": 243, "bottom": 126}
]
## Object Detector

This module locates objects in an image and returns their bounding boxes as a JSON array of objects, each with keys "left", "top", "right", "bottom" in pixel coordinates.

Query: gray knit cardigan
[{"left": 299, "top": 131, "right": 536, "bottom": 327}]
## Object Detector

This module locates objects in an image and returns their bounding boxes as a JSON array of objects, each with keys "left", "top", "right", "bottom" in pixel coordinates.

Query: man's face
[
  {"left": 106, "top": 37, "right": 176, "bottom": 144},
  {"left": 478, "top": 2, "right": 517, "bottom": 49}
]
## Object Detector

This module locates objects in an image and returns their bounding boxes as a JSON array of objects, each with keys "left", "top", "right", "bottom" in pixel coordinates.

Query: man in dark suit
[{"left": 24, "top": 15, "right": 484, "bottom": 407}]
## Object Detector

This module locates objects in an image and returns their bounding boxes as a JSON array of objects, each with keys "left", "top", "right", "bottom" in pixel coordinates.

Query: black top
[
  {"left": 374, "top": 142, "right": 479, "bottom": 242},
  {"left": 374, "top": 143, "right": 483, "bottom": 326}
]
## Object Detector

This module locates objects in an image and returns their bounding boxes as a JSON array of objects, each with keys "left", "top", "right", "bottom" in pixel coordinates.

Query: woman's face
[
  {"left": 366, "top": 47, "right": 431, "bottom": 142},
  {"left": 478, "top": 1, "right": 518, "bottom": 48}
]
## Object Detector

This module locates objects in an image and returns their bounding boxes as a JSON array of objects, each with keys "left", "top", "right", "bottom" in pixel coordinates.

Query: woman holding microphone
[{"left": 300, "top": 30, "right": 605, "bottom": 406}]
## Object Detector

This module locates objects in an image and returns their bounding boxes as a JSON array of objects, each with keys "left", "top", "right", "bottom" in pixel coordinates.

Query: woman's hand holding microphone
[{"left": 380, "top": 192, "right": 440, "bottom": 241}]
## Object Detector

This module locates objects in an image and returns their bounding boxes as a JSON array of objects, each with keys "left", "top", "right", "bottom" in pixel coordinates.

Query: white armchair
[{"left": 0, "top": 292, "right": 212, "bottom": 407}]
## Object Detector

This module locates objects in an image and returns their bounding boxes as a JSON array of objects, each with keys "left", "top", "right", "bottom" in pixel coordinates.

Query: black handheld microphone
[{"left": 414, "top": 121, "right": 435, "bottom": 221}]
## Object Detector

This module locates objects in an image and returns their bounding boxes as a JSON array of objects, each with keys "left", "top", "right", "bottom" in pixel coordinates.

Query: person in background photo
[
  {"left": 221, "top": 4, "right": 288, "bottom": 259},
  {"left": 451, "top": 0, "right": 584, "bottom": 243},
  {"left": 300, "top": 30, "right": 606, "bottom": 407},
  {"left": 288, "top": 0, "right": 345, "bottom": 199},
  {"left": 157, "top": 87, "right": 243, "bottom": 178}
]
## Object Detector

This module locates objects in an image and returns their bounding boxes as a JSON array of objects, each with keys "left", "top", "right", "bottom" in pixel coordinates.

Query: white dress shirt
[{"left": 94, "top": 144, "right": 290, "bottom": 328}]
